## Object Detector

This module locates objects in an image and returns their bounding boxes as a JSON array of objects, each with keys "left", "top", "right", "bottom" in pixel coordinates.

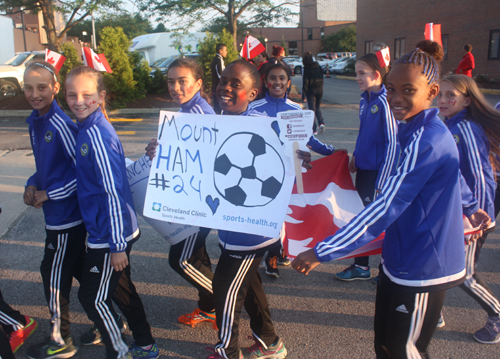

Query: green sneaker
[
  {"left": 27, "top": 337, "right": 77, "bottom": 359},
  {"left": 244, "top": 337, "right": 287, "bottom": 359}
]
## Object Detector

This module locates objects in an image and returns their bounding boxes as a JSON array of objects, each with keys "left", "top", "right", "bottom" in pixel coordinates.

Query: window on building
[
  {"left": 289, "top": 41, "right": 298, "bottom": 56},
  {"left": 320, "top": 27, "right": 325, "bottom": 40},
  {"left": 488, "top": 29, "right": 500, "bottom": 60},
  {"left": 394, "top": 37, "right": 406, "bottom": 60},
  {"left": 365, "top": 41, "right": 373, "bottom": 54},
  {"left": 308, "top": 28, "right": 313, "bottom": 40},
  {"left": 442, "top": 34, "right": 449, "bottom": 60}
]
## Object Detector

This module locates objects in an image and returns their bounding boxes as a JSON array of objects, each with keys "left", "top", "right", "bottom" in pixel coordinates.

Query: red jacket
[{"left": 456, "top": 52, "right": 475, "bottom": 77}]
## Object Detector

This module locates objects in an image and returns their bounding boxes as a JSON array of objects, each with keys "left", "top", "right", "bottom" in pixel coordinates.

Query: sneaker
[
  {"left": 313, "top": 131, "right": 318, "bottom": 136},
  {"left": 277, "top": 253, "right": 291, "bottom": 266},
  {"left": 335, "top": 264, "right": 371, "bottom": 281},
  {"left": 10, "top": 315, "right": 38, "bottom": 353},
  {"left": 205, "top": 347, "right": 243, "bottom": 359},
  {"left": 27, "top": 337, "right": 77, "bottom": 359},
  {"left": 178, "top": 308, "right": 216, "bottom": 327},
  {"left": 473, "top": 316, "right": 500, "bottom": 344},
  {"left": 80, "top": 314, "right": 126, "bottom": 345},
  {"left": 319, "top": 124, "right": 325, "bottom": 133},
  {"left": 436, "top": 311, "right": 445, "bottom": 328},
  {"left": 118, "top": 353, "right": 133, "bottom": 359},
  {"left": 129, "top": 342, "right": 159, "bottom": 358},
  {"left": 244, "top": 336, "right": 287, "bottom": 359},
  {"left": 265, "top": 256, "right": 280, "bottom": 278}
]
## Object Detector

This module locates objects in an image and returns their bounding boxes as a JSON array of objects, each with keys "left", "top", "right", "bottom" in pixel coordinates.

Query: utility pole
[
  {"left": 300, "top": 0, "right": 304, "bottom": 56},
  {"left": 91, "top": 10, "right": 97, "bottom": 49},
  {"left": 20, "top": 7, "right": 27, "bottom": 51}
]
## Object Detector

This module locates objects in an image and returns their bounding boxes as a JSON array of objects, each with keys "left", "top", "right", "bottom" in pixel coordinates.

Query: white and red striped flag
[
  {"left": 45, "top": 49, "right": 66, "bottom": 73},
  {"left": 284, "top": 152, "right": 384, "bottom": 260},
  {"left": 240, "top": 35, "right": 266, "bottom": 60},
  {"left": 376, "top": 47, "right": 391, "bottom": 68},
  {"left": 425, "top": 23, "right": 442, "bottom": 47},
  {"left": 82, "top": 47, "right": 113, "bottom": 73}
]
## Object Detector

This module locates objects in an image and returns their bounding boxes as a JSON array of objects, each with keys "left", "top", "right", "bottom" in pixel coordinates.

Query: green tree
[
  {"left": 98, "top": 26, "right": 139, "bottom": 108},
  {"left": 197, "top": 28, "right": 238, "bottom": 92},
  {"left": 138, "top": 0, "right": 299, "bottom": 49},
  {"left": 152, "top": 23, "right": 167, "bottom": 33},
  {"left": 57, "top": 42, "right": 83, "bottom": 107},
  {"left": 321, "top": 25, "right": 356, "bottom": 52},
  {"left": 0, "top": 0, "right": 122, "bottom": 51}
]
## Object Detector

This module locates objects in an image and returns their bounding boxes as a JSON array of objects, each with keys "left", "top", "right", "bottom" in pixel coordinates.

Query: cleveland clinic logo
[
  {"left": 152, "top": 202, "right": 161, "bottom": 212},
  {"left": 81, "top": 143, "right": 89, "bottom": 156},
  {"left": 45, "top": 131, "right": 53, "bottom": 143}
]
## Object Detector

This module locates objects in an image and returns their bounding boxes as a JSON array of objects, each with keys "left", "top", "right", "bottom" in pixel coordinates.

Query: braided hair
[{"left": 395, "top": 40, "right": 444, "bottom": 84}]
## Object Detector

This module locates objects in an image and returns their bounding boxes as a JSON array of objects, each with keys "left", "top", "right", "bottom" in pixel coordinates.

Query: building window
[
  {"left": 488, "top": 29, "right": 500, "bottom": 60},
  {"left": 308, "top": 28, "right": 313, "bottom": 40},
  {"left": 442, "top": 34, "right": 449, "bottom": 60},
  {"left": 289, "top": 41, "right": 298, "bottom": 56},
  {"left": 394, "top": 37, "right": 405, "bottom": 60},
  {"left": 365, "top": 41, "right": 373, "bottom": 54},
  {"left": 320, "top": 27, "right": 324, "bottom": 40}
]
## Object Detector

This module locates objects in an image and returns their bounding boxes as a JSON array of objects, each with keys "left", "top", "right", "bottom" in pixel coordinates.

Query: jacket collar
[
  {"left": 26, "top": 100, "right": 57, "bottom": 125},
  {"left": 398, "top": 108, "right": 439, "bottom": 148},
  {"left": 445, "top": 109, "right": 468, "bottom": 128},
  {"left": 361, "top": 84, "right": 386, "bottom": 103},
  {"left": 264, "top": 92, "right": 288, "bottom": 104},
  {"left": 76, "top": 107, "right": 104, "bottom": 131},
  {"left": 180, "top": 91, "right": 201, "bottom": 112}
]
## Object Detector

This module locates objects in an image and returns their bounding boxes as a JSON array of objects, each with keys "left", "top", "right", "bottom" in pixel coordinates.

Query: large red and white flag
[
  {"left": 240, "top": 35, "right": 266, "bottom": 60},
  {"left": 82, "top": 47, "right": 113, "bottom": 73},
  {"left": 284, "top": 152, "right": 384, "bottom": 260},
  {"left": 376, "top": 47, "right": 390, "bottom": 68},
  {"left": 425, "top": 23, "right": 442, "bottom": 47},
  {"left": 45, "top": 49, "right": 66, "bottom": 73}
]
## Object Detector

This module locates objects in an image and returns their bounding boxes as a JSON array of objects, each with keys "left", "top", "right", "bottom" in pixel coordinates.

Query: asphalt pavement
[{"left": 1, "top": 78, "right": 500, "bottom": 358}]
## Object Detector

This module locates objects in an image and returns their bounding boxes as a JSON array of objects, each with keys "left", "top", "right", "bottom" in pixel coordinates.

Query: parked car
[
  {"left": 288, "top": 56, "right": 328, "bottom": 75},
  {"left": 322, "top": 58, "right": 343, "bottom": 73},
  {"left": 0, "top": 51, "right": 45, "bottom": 98},
  {"left": 329, "top": 56, "right": 356, "bottom": 74}
]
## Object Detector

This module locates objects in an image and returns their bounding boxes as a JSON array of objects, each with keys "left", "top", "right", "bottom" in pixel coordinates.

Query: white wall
[{"left": 0, "top": 15, "right": 15, "bottom": 63}]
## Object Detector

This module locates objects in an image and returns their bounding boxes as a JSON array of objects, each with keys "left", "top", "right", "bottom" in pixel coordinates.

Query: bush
[
  {"left": 197, "top": 28, "right": 239, "bottom": 94},
  {"left": 149, "top": 68, "right": 167, "bottom": 93},
  {"left": 129, "top": 51, "right": 153, "bottom": 95},
  {"left": 321, "top": 25, "right": 356, "bottom": 52},
  {"left": 57, "top": 42, "right": 83, "bottom": 108}
]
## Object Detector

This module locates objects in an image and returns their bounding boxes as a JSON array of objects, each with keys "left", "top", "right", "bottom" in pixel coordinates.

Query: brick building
[
  {"left": 357, "top": 0, "right": 500, "bottom": 79},
  {"left": 241, "top": 0, "right": 356, "bottom": 56}
]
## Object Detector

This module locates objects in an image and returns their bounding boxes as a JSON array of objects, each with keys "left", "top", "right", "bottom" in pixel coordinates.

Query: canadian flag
[
  {"left": 45, "top": 49, "right": 66, "bottom": 73},
  {"left": 240, "top": 35, "right": 266, "bottom": 60},
  {"left": 82, "top": 47, "right": 113, "bottom": 73},
  {"left": 424, "top": 23, "right": 442, "bottom": 47},
  {"left": 284, "top": 152, "right": 384, "bottom": 260},
  {"left": 376, "top": 47, "right": 391, "bottom": 68}
]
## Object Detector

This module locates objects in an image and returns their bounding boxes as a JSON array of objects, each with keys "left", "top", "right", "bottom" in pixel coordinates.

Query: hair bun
[{"left": 416, "top": 40, "right": 444, "bottom": 62}]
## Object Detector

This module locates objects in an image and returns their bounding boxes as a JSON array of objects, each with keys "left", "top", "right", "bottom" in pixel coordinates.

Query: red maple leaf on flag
[
  {"left": 46, "top": 57, "right": 55, "bottom": 65},
  {"left": 94, "top": 55, "right": 102, "bottom": 64},
  {"left": 385, "top": 53, "right": 390, "bottom": 62}
]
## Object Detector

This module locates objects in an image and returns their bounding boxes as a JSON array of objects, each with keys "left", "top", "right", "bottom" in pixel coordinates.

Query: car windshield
[
  {"left": 4, "top": 53, "right": 31, "bottom": 66},
  {"left": 151, "top": 57, "right": 167, "bottom": 67}
]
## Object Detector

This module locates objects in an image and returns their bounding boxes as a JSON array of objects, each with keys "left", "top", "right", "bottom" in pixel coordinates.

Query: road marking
[
  {"left": 110, "top": 118, "right": 143, "bottom": 122},
  {"left": 116, "top": 131, "right": 136, "bottom": 135}
]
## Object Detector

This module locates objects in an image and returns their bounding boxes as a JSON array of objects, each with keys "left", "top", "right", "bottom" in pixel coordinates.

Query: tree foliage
[
  {"left": 138, "top": 0, "right": 299, "bottom": 49},
  {"left": 321, "top": 25, "right": 356, "bottom": 52},
  {"left": 67, "top": 13, "right": 154, "bottom": 44},
  {"left": 0, "top": 0, "right": 122, "bottom": 51},
  {"left": 197, "top": 29, "right": 239, "bottom": 93},
  {"left": 57, "top": 42, "right": 83, "bottom": 107}
]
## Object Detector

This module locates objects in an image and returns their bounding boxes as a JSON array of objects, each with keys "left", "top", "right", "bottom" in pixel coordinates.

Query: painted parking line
[
  {"left": 110, "top": 118, "right": 143, "bottom": 122},
  {"left": 116, "top": 131, "right": 136, "bottom": 135}
]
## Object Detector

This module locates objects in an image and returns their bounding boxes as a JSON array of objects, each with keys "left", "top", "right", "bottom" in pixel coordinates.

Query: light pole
[
  {"left": 82, "top": 31, "right": 87, "bottom": 45},
  {"left": 264, "top": 38, "right": 268, "bottom": 53},
  {"left": 20, "top": 7, "right": 26, "bottom": 51}
]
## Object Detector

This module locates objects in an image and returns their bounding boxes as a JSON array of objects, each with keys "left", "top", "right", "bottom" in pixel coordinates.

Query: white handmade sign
[
  {"left": 143, "top": 111, "right": 298, "bottom": 237},
  {"left": 126, "top": 155, "right": 200, "bottom": 245}
]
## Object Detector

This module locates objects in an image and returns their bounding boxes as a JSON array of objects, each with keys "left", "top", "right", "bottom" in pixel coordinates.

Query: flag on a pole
[
  {"left": 375, "top": 47, "right": 391, "bottom": 68},
  {"left": 284, "top": 152, "right": 384, "bottom": 260},
  {"left": 45, "top": 49, "right": 66, "bottom": 73},
  {"left": 240, "top": 35, "right": 266, "bottom": 60},
  {"left": 424, "top": 23, "right": 442, "bottom": 47},
  {"left": 82, "top": 47, "right": 113, "bottom": 73}
]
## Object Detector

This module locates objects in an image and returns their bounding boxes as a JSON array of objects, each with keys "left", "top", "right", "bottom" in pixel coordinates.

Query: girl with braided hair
[{"left": 293, "top": 40, "right": 491, "bottom": 358}]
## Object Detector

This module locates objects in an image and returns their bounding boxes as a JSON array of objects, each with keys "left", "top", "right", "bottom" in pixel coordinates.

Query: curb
[
  {"left": 480, "top": 88, "right": 500, "bottom": 95},
  {"left": 0, "top": 107, "right": 179, "bottom": 118},
  {"left": 336, "top": 75, "right": 356, "bottom": 81}
]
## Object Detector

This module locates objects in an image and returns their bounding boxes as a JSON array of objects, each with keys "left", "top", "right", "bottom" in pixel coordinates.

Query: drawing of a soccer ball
[{"left": 214, "top": 132, "right": 284, "bottom": 207}]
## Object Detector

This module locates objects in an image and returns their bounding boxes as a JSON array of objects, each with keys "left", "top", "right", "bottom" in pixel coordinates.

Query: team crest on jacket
[
  {"left": 81, "top": 143, "right": 89, "bottom": 156},
  {"left": 45, "top": 131, "right": 53, "bottom": 143},
  {"left": 453, "top": 135, "right": 460, "bottom": 144},
  {"left": 371, "top": 105, "right": 379, "bottom": 113}
]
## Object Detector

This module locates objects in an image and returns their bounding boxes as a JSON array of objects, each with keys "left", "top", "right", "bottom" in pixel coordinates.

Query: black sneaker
[
  {"left": 265, "top": 256, "right": 280, "bottom": 278},
  {"left": 80, "top": 314, "right": 126, "bottom": 345},
  {"left": 277, "top": 253, "right": 291, "bottom": 266},
  {"left": 27, "top": 337, "right": 77, "bottom": 359}
]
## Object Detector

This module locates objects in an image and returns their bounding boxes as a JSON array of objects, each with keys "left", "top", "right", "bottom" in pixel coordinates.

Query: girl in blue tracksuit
[
  {"left": 336, "top": 53, "right": 399, "bottom": 282},
  {"left": 438, "top": 74, "right": 500, "bottom": 344},
  {"left": 22, "top": 60, "right": 86, "bottom": 359},
  {"left": 146, "top": 58, "right": 217, "bottom": 329},
  {"left": 293, "top": 41, "right": 489, "bottom": 359},
  {"left": 206, "top": 59, "right": 294, "bottom": 359},
  {"left": 248, "top": 62, "right": 339, "bottom": 278},
  {"left": 65, "top": 66, "right": 157, "bottom": 359}
]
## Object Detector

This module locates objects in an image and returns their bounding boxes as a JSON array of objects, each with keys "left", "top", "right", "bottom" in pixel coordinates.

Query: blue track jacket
[
  {"left": 353, "top": 85, "right": 399, "bottom": 191},
  {"left": 26, "top": 101, "right": 82, "bottom": 230},
  {"left": 218, "top": 107, "right": 283, "bottom": 251},
  {"left": 76, "top": 109, "right": 139, "bottom": 252},
  {"left": 180, "top": 91, "right": 215, "bottom": 114},
  {"left": 316, "top": 109, "right": 468, "bottom": 290},
  {"left": 445, "top": 109, "right": 496, "bottom": 226},
  {"left": 249, "top": 92, "right": 335, "bottom": 156}
]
